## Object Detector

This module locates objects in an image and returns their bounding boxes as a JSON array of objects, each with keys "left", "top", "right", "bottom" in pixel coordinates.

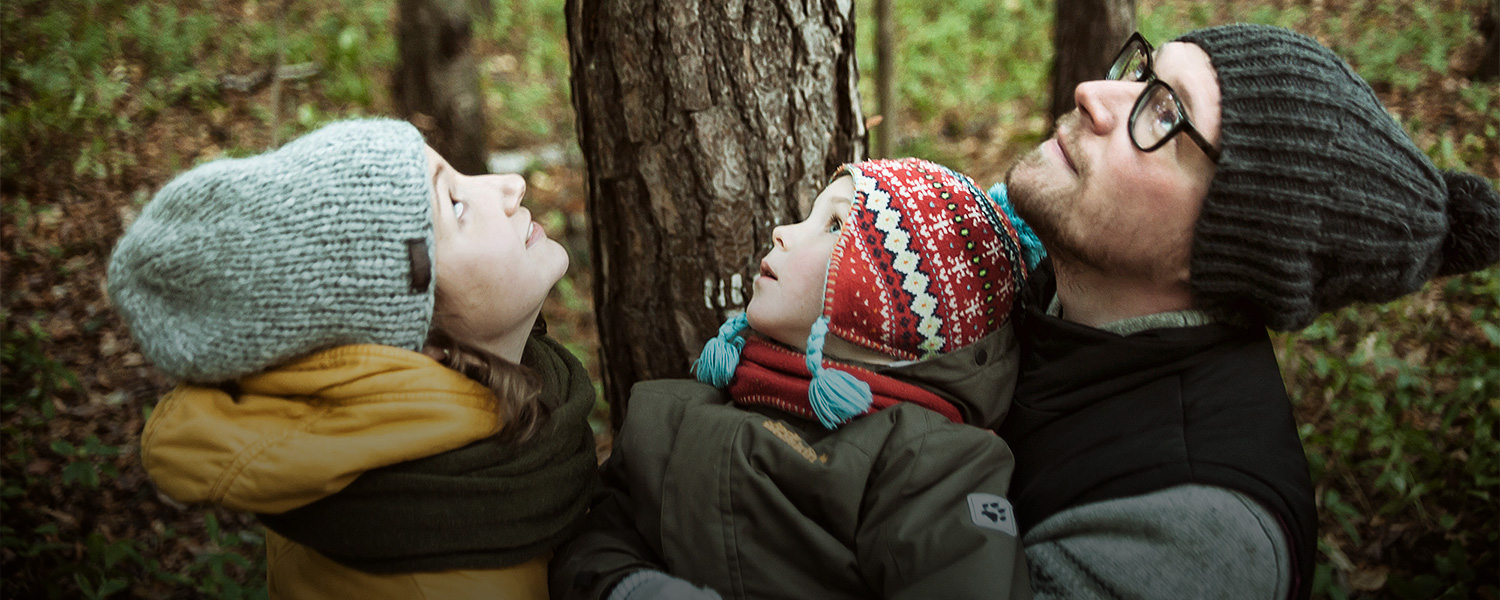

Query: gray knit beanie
[
  {"left": 108, "top": 119, "right": 436, "bottom": 383},
  {"left": 1176, "top": 24, "right": 1500, "bottom": 330}
]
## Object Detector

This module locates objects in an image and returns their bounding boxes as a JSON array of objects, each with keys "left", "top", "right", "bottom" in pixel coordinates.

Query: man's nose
[{"left": 1073, "top": 79, "right": 1140, "bottom": 136}]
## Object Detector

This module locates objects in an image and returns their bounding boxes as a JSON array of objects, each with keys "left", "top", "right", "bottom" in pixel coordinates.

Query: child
[
  {"left": 550, "top": 158, "right": 1045, "bottom": 600},
  {"left": 109, "top": 119, "right": 598, "bottom": 599}
]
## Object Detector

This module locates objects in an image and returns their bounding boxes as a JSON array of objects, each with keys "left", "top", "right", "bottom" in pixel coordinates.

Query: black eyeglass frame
[{"left": 1107, "top": 32, "right": 1221, "bottom": 163}]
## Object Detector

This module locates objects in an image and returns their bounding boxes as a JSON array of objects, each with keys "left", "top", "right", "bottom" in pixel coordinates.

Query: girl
[{"left": 109, "top": 119, "right": 598, "bottom": 599}]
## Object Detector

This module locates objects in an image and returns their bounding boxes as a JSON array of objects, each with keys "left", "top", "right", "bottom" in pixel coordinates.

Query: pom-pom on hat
[
  {"left": 1176, "top": 24, "right": 1500, "bottom": 330},
  {"left": 107, "top": 119, "right": 436, "bottom": 383},
  {"left": 696, "top": 158, "right": 1043, "bottom": 428}
]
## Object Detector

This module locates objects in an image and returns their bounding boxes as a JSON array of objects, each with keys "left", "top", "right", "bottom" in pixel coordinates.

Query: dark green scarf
[{"left": 257, "top": 334, "right": 599, "bottom": 574}]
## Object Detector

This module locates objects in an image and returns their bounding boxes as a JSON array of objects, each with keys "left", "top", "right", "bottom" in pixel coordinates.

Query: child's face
[
  {"left": 427, "top": 147, "right": 568, "bottom": 353},
  {"left": 746, "top": 176, "right": 854, "bottom": 349}
]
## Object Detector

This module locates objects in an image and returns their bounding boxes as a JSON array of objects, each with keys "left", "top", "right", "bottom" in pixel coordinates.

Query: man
[{"left": 999, "top": 23, "right": 1499, "bottom": 600}]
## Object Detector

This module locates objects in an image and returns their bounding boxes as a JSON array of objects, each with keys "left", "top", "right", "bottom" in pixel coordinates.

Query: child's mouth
[{"left": 760, "top": 261, "right": 777, "bottom": 280}]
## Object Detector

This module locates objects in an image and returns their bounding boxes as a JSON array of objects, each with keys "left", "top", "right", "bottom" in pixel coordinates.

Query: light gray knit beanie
[
  {"left": 1177, "top": 24, "right": 1500, "bottom": 331},
  {"left": 107, "top": 119, "right": 436, "bottom": 383}
]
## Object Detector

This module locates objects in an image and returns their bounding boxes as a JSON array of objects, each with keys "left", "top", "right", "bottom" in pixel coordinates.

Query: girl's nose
[
  {"left": 480, "top": 172, "right": 528, "bottom": 211},
  {"left": 491, "top": 173, "right": 527, "bottom": 212}
]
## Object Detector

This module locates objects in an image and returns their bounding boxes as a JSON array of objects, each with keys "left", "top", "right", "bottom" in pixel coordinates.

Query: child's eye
[
  {"left": 826, "top": 216, "right": 842, "bottom": 234},
  {"left": 453, "top": 200, "right": 466, "bottom": 220}
]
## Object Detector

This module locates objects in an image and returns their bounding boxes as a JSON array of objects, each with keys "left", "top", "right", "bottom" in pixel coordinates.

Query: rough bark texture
[
  {"left": 393, "top": 0, "right": 488, "bottom": 174},
  {"left": 1050, "top": 0, "right": 1136, "bottom": 120},
  {"left": 567, "top": 0, "right": 866, "bottom": 429}
]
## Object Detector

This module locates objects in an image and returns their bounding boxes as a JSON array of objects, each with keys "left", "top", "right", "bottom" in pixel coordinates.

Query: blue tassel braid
[
  {"left": 804, "top": 316, "right": 872, "bottom": 429},
  {"left": 987, "top": 183, "right": 1047, "bottom": 271},
  {"left": 693, "top": 313, "right": 749, "bottom": 388}
]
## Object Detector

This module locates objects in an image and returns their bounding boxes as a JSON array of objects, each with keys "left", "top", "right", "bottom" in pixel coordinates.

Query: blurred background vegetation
[{"left": 1, "top": 0, "right": 1495, "bottom": 598}]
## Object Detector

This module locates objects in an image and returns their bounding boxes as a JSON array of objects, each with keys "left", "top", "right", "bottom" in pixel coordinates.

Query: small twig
[
  {"left": 217, "top": 63, "right": 320, "bottom": 95},
  {"left": 268, "top": 0, "right": 289, "bottom": 148}
]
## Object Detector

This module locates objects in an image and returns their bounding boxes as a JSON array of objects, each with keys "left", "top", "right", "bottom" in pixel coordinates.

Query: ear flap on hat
[
  {"left": 805, "top": 315, "right": 873, "bottom": 429},
  {"left": 694, "top": 312, "right": 750, "bottom": 388}
]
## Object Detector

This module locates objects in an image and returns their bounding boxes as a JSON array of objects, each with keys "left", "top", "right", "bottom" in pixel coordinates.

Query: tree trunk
[
  {"left": 874, "top": 0, "right": 895, "bottom": 158},
  {"left": 393, "top": 0, "right": 488, "bottom": 174},
  {"left": 1477, "top": 0, "right": 1498, "bottom": 81},
  {"left": 567, "top": 0, "right": 865, "bottom": 430},
  {"left": 1050, "top": 0, "right": 1135, "bottom": 120}
]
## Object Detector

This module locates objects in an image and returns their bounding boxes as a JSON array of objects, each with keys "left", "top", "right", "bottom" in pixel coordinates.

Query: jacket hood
[
  {"left": 863, "top": 324, "right": 1019, "bottom": 430},
  {"left": 140, "top": 344, "right": 502, "bottom": 514}
]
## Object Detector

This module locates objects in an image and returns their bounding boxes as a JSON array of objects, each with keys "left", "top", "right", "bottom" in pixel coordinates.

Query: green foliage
[
  {"left": 1339, "top": 1, "right": 1472, "bottom": 92},
  {"left": 0, "top": 0, "right": 397, "bottom": 190},
  {"left": 475, "top": 0, "right": 574, "bottom": 147},
  {"left": 312, "top": 0, "right": 400, "bottom": 110},
  {"left": 1280, "top": 268, "right": 1500, "bottom": 599},
  {"left": 1, "top": 315, "right": 81, "bottom": 416},
  {"left": 856, "top": 0, "right": 1055, "bottom": 161},
  {"left": 0, "top": 0, "right": 219, "bottom": 182}
]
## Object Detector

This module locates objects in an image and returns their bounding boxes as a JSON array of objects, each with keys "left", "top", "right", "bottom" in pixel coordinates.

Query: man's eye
[{"left": 453, "top": 200, "right": 466, "bottom": 219}]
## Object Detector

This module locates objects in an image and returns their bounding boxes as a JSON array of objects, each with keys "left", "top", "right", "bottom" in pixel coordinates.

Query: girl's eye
[
  {"left": 453, "top": 200, "right": 466, "bottom": 220},
  {"left": 826, "top": 216, "right": 843, "bottom": 234}
]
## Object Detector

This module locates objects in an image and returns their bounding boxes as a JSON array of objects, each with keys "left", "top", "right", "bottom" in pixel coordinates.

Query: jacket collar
[{"left": 141, "top": 344, "right": 501, "bottom": 514}]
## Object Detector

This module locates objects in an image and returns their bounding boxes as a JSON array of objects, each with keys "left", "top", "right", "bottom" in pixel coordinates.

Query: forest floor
[{"left": 2, "top": 0, "right": 1496, "bottom": 598}]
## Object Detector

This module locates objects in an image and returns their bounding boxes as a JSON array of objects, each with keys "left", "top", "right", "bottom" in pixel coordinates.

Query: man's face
[{"left": 1006, "top": 41, "right": 1221, "bottom": 285}]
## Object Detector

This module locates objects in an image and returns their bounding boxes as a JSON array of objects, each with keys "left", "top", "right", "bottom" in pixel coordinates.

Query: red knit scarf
[{"left": 727, "top": 337, "right": 962, "bottom": 425}]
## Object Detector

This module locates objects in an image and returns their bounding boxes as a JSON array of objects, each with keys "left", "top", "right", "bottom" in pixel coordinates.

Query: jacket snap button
[{"left": 975, "top": 349, "right": 988, "bottom": 365}]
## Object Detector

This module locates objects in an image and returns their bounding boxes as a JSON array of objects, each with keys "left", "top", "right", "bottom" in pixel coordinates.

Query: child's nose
[{"left": 772, "top": 224, "right": 790, "bottom": 250}]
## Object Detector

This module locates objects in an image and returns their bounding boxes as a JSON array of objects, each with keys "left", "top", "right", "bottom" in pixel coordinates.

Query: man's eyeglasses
[{"left": 1106, "top": 32, "right": 1221, "bottom": 163}]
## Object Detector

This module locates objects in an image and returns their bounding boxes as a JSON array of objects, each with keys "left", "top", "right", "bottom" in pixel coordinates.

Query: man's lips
[{"left": 1052, "top": 134, "right": 1078, "bottom": 175}]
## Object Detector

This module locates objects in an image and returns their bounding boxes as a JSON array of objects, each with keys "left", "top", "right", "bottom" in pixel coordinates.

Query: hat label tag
[{"left": 406, "top": 239, "right": 431, "bottom": 293}]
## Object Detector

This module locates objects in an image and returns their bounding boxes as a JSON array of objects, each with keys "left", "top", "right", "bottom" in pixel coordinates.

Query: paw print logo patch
[{"left": 966, "top": 493, "right": 1017, "bottom": 536}]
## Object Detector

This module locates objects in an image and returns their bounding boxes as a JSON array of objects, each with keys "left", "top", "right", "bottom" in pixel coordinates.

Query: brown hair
[{"left": 424, "top": 326, "right": 549, "bottom": 443}]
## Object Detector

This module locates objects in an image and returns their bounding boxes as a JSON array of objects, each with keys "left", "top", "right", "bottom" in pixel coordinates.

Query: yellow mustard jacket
[{"left": 140, "top": 344, "right": 549, "bottom": 600}]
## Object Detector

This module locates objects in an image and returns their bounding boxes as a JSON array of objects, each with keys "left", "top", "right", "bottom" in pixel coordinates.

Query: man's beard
[
  {"left": 1004, "top": 142, "right": 1097, "bottom": 271},
  {"left": 1004, "top": 137, "right": 1176, "bottom": 282}
]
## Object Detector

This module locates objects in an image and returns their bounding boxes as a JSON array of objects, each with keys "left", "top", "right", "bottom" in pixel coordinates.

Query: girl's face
[
  {"left": 427, "top": 147, "right": 568, "bottom": 358},
  {"left": 746, "top": 176, "right": 854, "bottom": 349}
]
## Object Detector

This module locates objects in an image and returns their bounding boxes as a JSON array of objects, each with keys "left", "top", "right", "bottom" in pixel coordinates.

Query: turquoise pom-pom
[
  {"left": 693, "top": 313, "right": 749, "bottom": 388},
  {"left": 987, "top": 183, "right": 1046, "bottom": 271},
  {"left": 809, "top": 367, "right": 872, "bottom": 429},
  {"left": 804, "top": 315, "right": 872, "bottom": 429}
]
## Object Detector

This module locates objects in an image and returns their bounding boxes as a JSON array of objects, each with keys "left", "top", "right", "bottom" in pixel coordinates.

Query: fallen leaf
[
  {"left": 1350, "top": 565, "right": 1389, "bottom": 591},
  {"left": 99, "top": 331, "right": 120, "bottom": 357}
]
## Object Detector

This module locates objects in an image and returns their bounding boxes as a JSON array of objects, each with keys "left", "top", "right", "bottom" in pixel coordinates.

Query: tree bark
[
  {"left": 1050, "top": 0, "right": 1135, "bottom": 120},
  {"left": 1476, "top": 0, "right": 1498, "bottom": 82},
  {"left": 874, "top": 0, "right": 895, "bottom": 158},
  {"left": 393, "top": 0, "right": 488, "bottom": 174},
  {"left": 567, "top": 0, "right": 865, "bottom": 429}
]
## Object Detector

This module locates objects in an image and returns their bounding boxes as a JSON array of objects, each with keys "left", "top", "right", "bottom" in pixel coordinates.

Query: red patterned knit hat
[
  {"left": 826, "top": 158, "right": 1029, "bottom": 361},
  {"left": 695, "top": 158, "right": 1040, "bottom": 429}
]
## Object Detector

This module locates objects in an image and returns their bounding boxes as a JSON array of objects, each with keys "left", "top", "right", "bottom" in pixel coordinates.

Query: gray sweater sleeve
[{"left": 1022, "top": 484, "right": 1291, "bottom": 600}]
